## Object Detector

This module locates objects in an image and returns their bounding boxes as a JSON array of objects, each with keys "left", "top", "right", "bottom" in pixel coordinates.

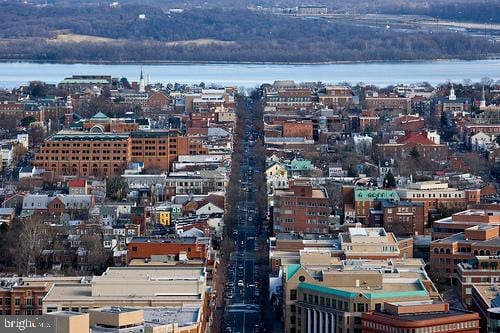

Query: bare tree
[
  {"left": 14, "top": 216, "right": 46, "bottom": 275},
  {"left": 80, "top": 234, "right": 110, "bottom": 274}
]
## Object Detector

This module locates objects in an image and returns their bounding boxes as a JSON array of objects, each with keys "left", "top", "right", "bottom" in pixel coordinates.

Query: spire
[
  {"left": 480, "top": 85, "right": 486, "bottom": 110},
  {"left": 139, "top": 66, "right": 146, "bottom": 93},
  {"left": 449, "top": 84, "right": 456, "bottom": 101}
]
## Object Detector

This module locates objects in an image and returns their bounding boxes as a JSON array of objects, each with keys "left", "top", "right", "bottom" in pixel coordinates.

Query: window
[
  {"left": 290, "top": 290, "right": 297, "bottom": 301},
  {"left": 15, "top": 298, "right": 20, "bottom": 306}
]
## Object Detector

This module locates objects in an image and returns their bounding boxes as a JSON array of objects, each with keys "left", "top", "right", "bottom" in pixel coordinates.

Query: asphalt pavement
[{"left": 222, "top": 102, "right": 265, "bottom": 333}]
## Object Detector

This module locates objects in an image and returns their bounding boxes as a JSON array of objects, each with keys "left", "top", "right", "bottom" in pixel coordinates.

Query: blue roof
[{"left": 287, "top": 264, "right": 301, "bottom": 280}]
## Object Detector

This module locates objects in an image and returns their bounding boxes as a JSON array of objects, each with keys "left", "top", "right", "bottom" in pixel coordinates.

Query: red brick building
[
  {"left": 34, "top": 130, "right": 207, "bottom": 177},
  {"left": 430, "top": 225, "right": 500, "bottom": 283},
  {"left": 147, "top": 91, "right": 170, "bottom": 108},
  {"left": 0, "top": 279, "right": 55, "bottom": 315},
  {"left": 272, "top": 181, "right": 330, "bottom": 234},
  {"left": 369, "top": 200, "right": 425, "bottom": 236},
  {"left": 127, "top": 236, "right": 209, "bottom": 262},
  {"left": 364, "top": 94, "right": 411, "bottom": 113},
  {"left": 457, "top": 256, "right": 500, "bottom": 308},
  {"left": 432, "top": 208, "right": 500, "bottom": 240},
  {"left": 393, "top": 114, "right": 426, "bottom": 132},
  {"left": 318, "top": 86, "right": 353, "bottom": 109},
  {"left": 376, "top": 132, "right": 449, "bottom": 161},
  {"left": 282, "top": 120, "right": 314, "bottom": 139}
]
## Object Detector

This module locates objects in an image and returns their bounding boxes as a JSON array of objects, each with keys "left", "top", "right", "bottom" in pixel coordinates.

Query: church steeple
[
  {"left": 449, "top": 84, "right": 456, "bottom": 101},
  {"left": 480, "top": 85, "right": 486, "bottom": 110},
  {"left": 139, "top": 66, "right": 146, "bottom": 93}
]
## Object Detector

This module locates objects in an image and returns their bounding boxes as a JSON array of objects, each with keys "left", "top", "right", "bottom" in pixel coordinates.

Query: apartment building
[
  {"left": 350, "top": 187, "right": 400, "bottom": 225},
  {"left": 34, "top": 130, "right": 207, "bottom": 177},
  {"left": 362, "top": 300, "right": 480, "bottom": 333},
  {"left": 273, "top": 182, "right": 330, "bottom": 234},
  {"left": 318, "top": 86, "right": 353, "bottom": 110},
  {"left": 283, "top": 255, "right": 437, "bottom": 333},
  {"left": 130, "top": 131, "right": 207, "bottom": 171},
  {"left": 265, "top": 88, "right": 314, "bottom": 112},
  {"left": 369, "top": 200, "right": 425, "bottom": 237},
  {"left": 396, "top": 181, "right": 481, "bottom": 221},
  {"left": 430, "top": 225, "right": 500, "bottom": 283},
  {"left": 34, "top": 131, "right": 131, "bottom": 178},
  {"left": 364, "top": 94, "right": 411, "bottom": 113},
  {"left": 457, "top": 256, "right": 500, "bottom": 308}
]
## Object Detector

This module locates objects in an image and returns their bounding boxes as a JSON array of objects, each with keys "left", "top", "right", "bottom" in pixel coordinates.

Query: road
[{"left": 222, "top": 98, "right": 266, "bottom": 333}]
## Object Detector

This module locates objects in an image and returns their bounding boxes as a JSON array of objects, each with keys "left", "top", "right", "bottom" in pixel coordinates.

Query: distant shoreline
[{"left": 0, "top": 57, "right": 499, "bottom": 66}]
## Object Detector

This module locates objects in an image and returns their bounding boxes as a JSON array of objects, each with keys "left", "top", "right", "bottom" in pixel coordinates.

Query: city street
[{"left": 222, "top": 98, "right": 266, "bottom": 333}]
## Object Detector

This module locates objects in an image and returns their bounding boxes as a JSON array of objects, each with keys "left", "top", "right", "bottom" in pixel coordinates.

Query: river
[{"left": 0, "top": 60, "right": 498, "bottom": 88}]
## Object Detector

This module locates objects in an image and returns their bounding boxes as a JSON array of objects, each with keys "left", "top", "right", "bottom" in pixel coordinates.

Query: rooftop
[
  {"left": 355, "top": 188, "right": 399, "bottom": 202},
  {"left": 299, "top": 279, "right": 428, "bottom": 300},
  {"left": 128, "top": 236, "right": 198, "bottom": 244}
]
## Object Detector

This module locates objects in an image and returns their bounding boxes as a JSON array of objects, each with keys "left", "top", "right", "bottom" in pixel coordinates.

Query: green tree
[
  {"left": 409, "top": 147, "right": 420, "bottom": 159},
  {"left": 383, "top": 170, "right": 396, "bottom": 188},
  {"left": 28, "top": 81, "right": 47, "bottom": 98},
  {"left": 106, "top": 176, "right": 128, "bottom": 201},
  {"left": 20, "top": 116, "right": 36, "bottom": 128}
]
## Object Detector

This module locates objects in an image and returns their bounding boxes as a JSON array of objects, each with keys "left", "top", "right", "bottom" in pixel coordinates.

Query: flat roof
[
  {"left": 432, "top": 232, "right": 500, "bottom": 246},
  {"left": 98, "top": 266, "right": 205, "bottom": 280},
  {"left": 48, "top": 131, "right": 129, "bottom": 141},
  {"left": 299, "top": 280, "right": 428, "bottom": 300},
  {"left": 144, "top": 306, "right": 199, "bottom": 327},
  {"left": 44, "top": 283, "right": 204, "bottom": 302},
  {"left": 129, "top": 236, "right": 197, "bottom": 244},
  {"left": 372, "top": 308, "right": 477, "bottom": 321}
]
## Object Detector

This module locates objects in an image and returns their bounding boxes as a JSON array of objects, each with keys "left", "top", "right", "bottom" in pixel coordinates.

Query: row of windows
[
  {"left": 299, "top": 292, "right": 362, "bottom": 312},
  {"left": 277, "top": 200, "right": 328, "bottom": 208},
  {"left": 411, "top": 193, "right": 462, "bottom": 199},
  {"left": 47, "top": 142, "right": 126, "bottom": 148},
  {"left": 0, "top": 297, "right": 43, "bottom": 306},
  {"left": 0, "top": 309, "right": 42, "bottom": 315},
  {"left": 433, "top": 248, "right": 500, "bottom": 256}
]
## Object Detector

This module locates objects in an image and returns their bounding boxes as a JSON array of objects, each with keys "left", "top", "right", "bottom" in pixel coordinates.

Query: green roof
[
  {"left": 355, "top": 188, "right": 399, "bottom": 202},
  {"left": 91, "top": 112, "right": 110, "bottom": 120},
  {"left": 70, "top": 120, "right": 84, "bottom": 129},
  {"left": 299, "top": 283, "right": 359, "bottom": 298},
  {"left": 290, "top": 159, "right": 313, "bottom": 171},
  {"left": 299, "top": 280, "right": 428, "bottom": 300},
  {"left": 287, "top": 264, "right": 301, "bottom": 280}
]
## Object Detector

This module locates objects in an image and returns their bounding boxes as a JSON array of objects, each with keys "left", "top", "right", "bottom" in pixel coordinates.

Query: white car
[{"left": 237, "top": 280, "right": 244, "bottom": 287}]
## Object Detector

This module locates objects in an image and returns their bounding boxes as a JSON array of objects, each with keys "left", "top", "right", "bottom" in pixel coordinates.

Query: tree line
[{"left": 0, "top": 4, "right": 497, "bottom": 63}]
